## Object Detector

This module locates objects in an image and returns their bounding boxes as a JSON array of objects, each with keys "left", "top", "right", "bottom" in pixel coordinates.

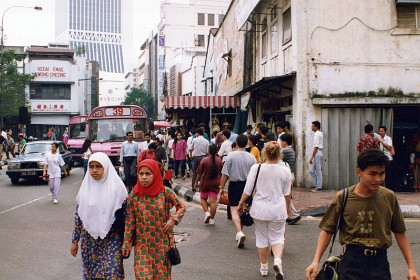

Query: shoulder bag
[
  {"left": 315, "top": 188, "right": 349, "bottom": 280},
  {"left": 240, "top": 164, "right": 262, "bottom": 227},
  {"left": 165, "top": 189, "right": 181, "bottom": 265}
]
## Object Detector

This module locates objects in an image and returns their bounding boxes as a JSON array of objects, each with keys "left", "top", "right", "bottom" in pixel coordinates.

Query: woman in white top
[{"left": 238, "top": 141, "right": 292, "bottom": 279}]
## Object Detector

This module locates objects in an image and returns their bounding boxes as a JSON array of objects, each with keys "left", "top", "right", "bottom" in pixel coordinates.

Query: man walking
[
  {"left": 219, "top": 134, "right": 256, "bottom": 248},
  {"left": 306, "top": 149, "right": 419, "bottom": 280},
  {"left": 120, "top": 131, "right": 139, "bottom": 192},
  {"left": 189, "top": 128, "right": 209, "bottom": 188},
  {"left": 280, "top": 133, "right": 301, "bottom": 225},
  {"left": 310, "top": 121, "right": 323, "bottom": 192}
]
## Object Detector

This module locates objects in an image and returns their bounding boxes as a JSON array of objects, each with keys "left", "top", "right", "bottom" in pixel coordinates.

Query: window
[
  {"left": 396, "top": 5, "right": 420, "bottom": 29},
  {"left": 282, "top": 8, "right": 292, "bottom": 44},
  {"left": 208, "top": 14, "right": 215, "bottom": 26},
  {"left": 218, "top": 14, "right": 224, "bottom": 25},
  {"left": 271, "top": 5, "right": 277, "bottom": 21},
  {"left": 30, "top": 83, "right": 71, "bottom": 100},
  {"left": 261, "top": 18, "right": 267, "bottom": 59},
  {"left": 194, "top": 34, "right": 205, "bottom": 47},
  {"left": 198, "top": 13, "right": 205, "bottom": 25},
  {"left": 271, "top": 5, "right": 278, "bottom": 54}
]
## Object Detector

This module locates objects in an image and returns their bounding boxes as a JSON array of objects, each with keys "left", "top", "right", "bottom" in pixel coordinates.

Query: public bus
[
  {"left": 67, "top": 115, "right": 89, "bottom": 164},
  {"left": 88, "top": 105, "right": 148, "bottom": 166}
]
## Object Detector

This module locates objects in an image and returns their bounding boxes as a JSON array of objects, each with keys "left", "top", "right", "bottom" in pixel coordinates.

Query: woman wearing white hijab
[{"left": 70, "top": 152, "right": 128, "bottom": 280}]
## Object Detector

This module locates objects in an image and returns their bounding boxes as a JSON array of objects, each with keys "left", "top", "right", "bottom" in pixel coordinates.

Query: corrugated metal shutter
[{"left": 321, "top": 107, "right": 393, "bottom": 190}]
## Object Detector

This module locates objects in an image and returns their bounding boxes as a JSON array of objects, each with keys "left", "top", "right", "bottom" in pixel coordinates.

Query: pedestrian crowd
[{"left": 21, "top": 119, "right": 413, "bottom": 280}]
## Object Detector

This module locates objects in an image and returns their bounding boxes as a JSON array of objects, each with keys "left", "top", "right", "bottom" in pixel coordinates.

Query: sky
[{"left": 0, "top": 0, "right": 161, "bottom": 55}]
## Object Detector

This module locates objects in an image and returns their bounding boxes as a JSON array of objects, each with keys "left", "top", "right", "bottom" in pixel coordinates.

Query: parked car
[{"left": 6, "top": 140, "right": 72, "bottom": 185}]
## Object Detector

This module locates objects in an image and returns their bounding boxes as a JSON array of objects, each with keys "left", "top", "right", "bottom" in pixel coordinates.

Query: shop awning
[
  {"left": 165, "top": 96, "right": 239, "bottom": 109},
  {"left": 236, "top": 73, "right": 296, "bottom": 96}
]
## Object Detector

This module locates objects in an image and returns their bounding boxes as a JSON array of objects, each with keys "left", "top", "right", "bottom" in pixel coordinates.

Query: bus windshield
[
  {"left": 90, "top": 119, "right": 147, "bottom": 142},
  {"left": 69, "top": 123, "right": 89, "bottom": 139}
]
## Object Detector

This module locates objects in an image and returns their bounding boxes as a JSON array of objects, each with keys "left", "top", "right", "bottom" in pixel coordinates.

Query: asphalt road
[{"left": 0, "top": 167, "right": 419, "bottom": 280}]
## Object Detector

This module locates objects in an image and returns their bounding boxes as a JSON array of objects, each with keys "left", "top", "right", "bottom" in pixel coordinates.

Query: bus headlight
[{"left": 37, "top": 161, "right": 45, "bottom": 168}]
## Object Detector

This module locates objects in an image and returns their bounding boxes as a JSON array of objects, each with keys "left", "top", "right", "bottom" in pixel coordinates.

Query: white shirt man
[
  {"left": 141, "top": 133, "right": 152, "bottom": 151},
  {"left": 218, "top": 131, "right": 233, "bottom": 162},
  {"left": 378, "top": 127, "right": 393, "bottom": 161}
]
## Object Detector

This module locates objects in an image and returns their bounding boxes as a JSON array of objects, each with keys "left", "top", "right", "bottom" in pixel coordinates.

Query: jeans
[
  {"left": 310, "top": 150, "right": 323, "bottom": 189},
  {"left": 174, "top": 159, "right": 186, "bottom": 177}
]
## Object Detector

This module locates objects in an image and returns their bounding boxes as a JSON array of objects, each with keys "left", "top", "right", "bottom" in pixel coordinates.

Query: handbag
[
  {"left": 240, "top": 164, "right": 261, "bottom": 227},
  {"left": 164, "top": 189, "right": 181, "bottom": 265},
  {"left": 315, "top": 188, "right": 348, "bottom": 280},
  {"left": 218, "top": 189, "right": 230, "bottom": 206}
]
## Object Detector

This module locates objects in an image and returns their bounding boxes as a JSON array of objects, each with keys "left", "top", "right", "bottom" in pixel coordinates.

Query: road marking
[
  {"left": 73, "top": 180, "right": 82, "bottom": 185},
  {"left": 0, "top": 194, "right": 52, "bottom": 215}
]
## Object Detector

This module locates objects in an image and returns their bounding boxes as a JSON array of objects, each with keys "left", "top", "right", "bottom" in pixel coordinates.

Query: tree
[
  {"left": 121, "top": 87, "right": 155, "bottom": 120},
  {"left": 0, "top": 49, "right": 35, "bottom": 122}
]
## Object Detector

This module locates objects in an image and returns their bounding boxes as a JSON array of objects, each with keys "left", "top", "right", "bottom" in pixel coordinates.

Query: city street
[{"left": 0, "top": 167, "right": 419, "bottom": 280}]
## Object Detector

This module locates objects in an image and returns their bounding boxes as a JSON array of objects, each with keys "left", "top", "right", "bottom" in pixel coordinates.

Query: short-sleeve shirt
[
  {"left": 44, "top": 153, "right": 65, "bottom": 178},
  {"left": 190, "top": 136, "right": 209, "bottom": 157},
  {"left": 250, "top": 146, "right": 260, "bottom": 163},
  {"left": 319, "top": 186, "right": 406, "bottom": 249},
  {"left": 313, "top": 130, "right": 323, "bottom": 149},
  {"left": 172, "top": 139, "right": 187, "bottom": 160},
  {"left": 244, "top": 163, "right": 292, "bottom": 221},
  {"left": 380, "top": 135, "right": 393, "bottom": 161},
  {"left": 217, "top": 139, "right": 232, "bottom": 160},
  {"left": 356, "top": 134, "right": 379, "bottom": 152},
  {"left": 221, "top": 150, "right": 256, "bottom": 182}
]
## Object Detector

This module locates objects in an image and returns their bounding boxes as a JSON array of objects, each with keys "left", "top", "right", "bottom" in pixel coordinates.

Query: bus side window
[{"left": 80, "top": 123, "right": 86, "bottom": 132}]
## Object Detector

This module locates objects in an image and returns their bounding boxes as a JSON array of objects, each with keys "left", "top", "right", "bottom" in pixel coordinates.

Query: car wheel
[{"left": 11, "top": 178, "right": 19, "bottom": 185}]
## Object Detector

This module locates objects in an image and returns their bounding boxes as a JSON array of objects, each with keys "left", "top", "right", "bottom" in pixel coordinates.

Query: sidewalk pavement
[{"left": 171, "top": 174, "right": 420, "bottom": 218}]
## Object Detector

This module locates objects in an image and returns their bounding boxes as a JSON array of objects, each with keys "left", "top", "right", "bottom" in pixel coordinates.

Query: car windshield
[
  {"left": 90, "top": 119, "right": 146, "bottom": 142},
  {"left": 22, "top": 143, "right": 52, "bottom": 154}
]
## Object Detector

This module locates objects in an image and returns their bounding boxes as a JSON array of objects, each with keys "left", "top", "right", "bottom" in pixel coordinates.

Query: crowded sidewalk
[{"left": 171, "top": 174, "right": 420, "bottom": 218}]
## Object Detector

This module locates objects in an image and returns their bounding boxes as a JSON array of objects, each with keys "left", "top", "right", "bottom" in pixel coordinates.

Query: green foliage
[
  {"left": 0, "top": 49, "right": 35, "bottom": 117},
  {"left": 121, "top": 87, "right": 155, "bottom": 119}
]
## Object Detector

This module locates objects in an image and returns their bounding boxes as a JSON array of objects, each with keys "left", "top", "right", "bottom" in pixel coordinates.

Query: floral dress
[
  {"left": 123, "top": 187, "right": 186, "bottom": 280},
  {"left": 72, "top": 205, "right": 126, "bottom": 280}
]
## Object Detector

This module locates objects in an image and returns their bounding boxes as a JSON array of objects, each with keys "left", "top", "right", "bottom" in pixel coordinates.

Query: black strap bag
[
  {"left": 240, "top": 164, "right": 261, "bottom": 227},
  {"left": 165, "top": 190, "right": 181, "bottom": 265},
  {"left": 315, "top": 188, "right": 349, "bottom": 280}
]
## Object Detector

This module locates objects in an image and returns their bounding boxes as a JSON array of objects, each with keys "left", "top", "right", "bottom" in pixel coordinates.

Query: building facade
[
  {"left": 210, "top": 0, "right": 420, "bottom": 190},
  {"left": 25, "top": 44, "right": 97, "bottom": 140},
  {"left": 55, "top": 0, "right": 135, "bottom": 107}
]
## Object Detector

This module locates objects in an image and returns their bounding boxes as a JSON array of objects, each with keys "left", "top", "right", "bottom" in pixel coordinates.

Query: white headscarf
[{"left": 76, "top": 152, "right": 128, "bottom": 239}]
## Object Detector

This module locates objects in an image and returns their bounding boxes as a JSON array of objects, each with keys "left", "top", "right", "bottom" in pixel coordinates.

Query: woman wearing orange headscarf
[{"left": 122, "top": 159, "right": 186, "bottom": 279}]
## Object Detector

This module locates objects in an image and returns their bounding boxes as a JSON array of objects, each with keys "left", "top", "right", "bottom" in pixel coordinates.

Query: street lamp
[{"left": 0, "top": 5, "right": 42, "bottom": 127}]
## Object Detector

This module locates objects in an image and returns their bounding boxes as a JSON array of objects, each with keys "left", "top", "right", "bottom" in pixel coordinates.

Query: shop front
[
  {"left": 165, "top": 96, "right": 240, "bottom": 133},
  {"left": 237, "top": 74, "right": 295, "bottom": 134},
  {"left": 315, "top": 102, "right": 420, "bottom": 192}
]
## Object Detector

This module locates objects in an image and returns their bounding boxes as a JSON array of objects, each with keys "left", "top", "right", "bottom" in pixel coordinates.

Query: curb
[{"left": 171, "top": 181, "right": 227, "bottom": 210}]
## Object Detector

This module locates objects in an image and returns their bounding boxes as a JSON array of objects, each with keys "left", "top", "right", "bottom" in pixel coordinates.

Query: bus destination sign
[{"left": 105, "top": 107, "right": 131, "bottom": 116}]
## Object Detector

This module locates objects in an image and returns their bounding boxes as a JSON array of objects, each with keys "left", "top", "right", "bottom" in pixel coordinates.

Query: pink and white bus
[
  {"left": 68, "top": 115, "right": 89, "bottom": 164},
  {"left": 88, "top": 105, "right": 148, "bottom": 165}
]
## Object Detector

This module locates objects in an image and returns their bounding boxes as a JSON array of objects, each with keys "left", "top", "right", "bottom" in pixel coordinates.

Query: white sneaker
[
  {"left": 236, "top": 232, "right": 246, "bottom": 248},
  {"left": 208, "top": 218, "right": 215, "bottom": 226},
  {"left": 260, "top": 264, "right": 269, "bottom": 276},
  {"left": 204, "top": 212, "right": 211, "bottom": 224},
  {"left": 53, "top": 199, "right": 58, "bottom": 204},
  {"left": 273, "top": 259, "right": 284, "bottom": 280}
]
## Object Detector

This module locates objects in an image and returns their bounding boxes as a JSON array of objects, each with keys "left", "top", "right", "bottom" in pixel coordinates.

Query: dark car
[{"left": 6, "top": 141, "right": 72, "bottom": 185}]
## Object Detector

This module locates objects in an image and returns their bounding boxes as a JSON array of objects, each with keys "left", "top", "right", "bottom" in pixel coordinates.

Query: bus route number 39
[{"left": 113, "top": 107, "right": 124, "bottom": 116}]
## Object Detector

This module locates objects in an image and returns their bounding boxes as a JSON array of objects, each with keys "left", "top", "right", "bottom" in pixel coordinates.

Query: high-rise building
[
  {"left": 55, "top": 0, "right": 124, "bottom": 74},
  {"left": 55, "top": 0, "right": 136, "bottom": 106}
]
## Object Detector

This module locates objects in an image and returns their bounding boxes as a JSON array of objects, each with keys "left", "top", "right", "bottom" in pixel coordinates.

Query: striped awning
[{"left": 165, "top": 96, "right": 239, "bottom": 109}]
